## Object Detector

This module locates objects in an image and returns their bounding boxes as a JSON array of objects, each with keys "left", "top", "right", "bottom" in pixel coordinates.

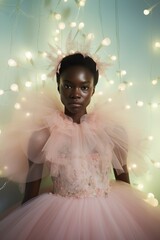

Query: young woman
[{"left": 0, "top": 53, "right": 160, "bottom": 239}]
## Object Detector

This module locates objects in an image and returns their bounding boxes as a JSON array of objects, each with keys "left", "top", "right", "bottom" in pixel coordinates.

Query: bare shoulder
[{"left": 28, "top": 128, "right": 50, "bottom": 158}]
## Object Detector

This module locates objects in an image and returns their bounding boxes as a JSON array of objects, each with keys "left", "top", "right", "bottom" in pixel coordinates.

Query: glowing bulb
[
  {"left": 137, "top": 183, "right": 144, "bottom": 190},
  {"left": 101, "top": 38, "right": 111, "bottom": 46},
  {"left": 121, "top": 70, "right": 127, "bottom": 76},
  {"left": 152, "top": 79, "right": 157, "bottom": 85},
  {"left": 148, "top": 136, "right": 154, "bottom": 141},
  {"left": 54, "top": 37, "right": 59, "bottom": 42},
  {"left": 64, "top": 0, "right": 67, "bottom": 2},
  {"left": 58, "top": 22, "right": 65, "bottom": 30},
  {"left": 154, "top": 162, "right": 160, "bottom": 168},
  {"left": 97, "top": 91, "right": 103, "bottom": 95},
  {"left": 57, "top": 50, "right": 62, "bottom": 55},
  {"left": 110, "top": 55, "right": 117, "bottom": 61},
  {"left": 86, "top": 33, "right": 94, "bottom": 40},
  {"left": 42, "top": 52, "right": 48, "bottom": 57},
  {"left": 4, "top": 166, "right": 8, "bottom": 170},
  {"left": 21, "top": 97, "right": 26, "bottom": 102},
  {"left": 14, "top": 103, "right": 21, "bottom": 110},
  {"left": 25, "top": 81, "right": 32, "bottom": 88},
  {"left": 54, "top": 13, "right": 61, "bottom": 20},
  {"left": 10, "top": 83, "right": 19, "bottom": 92},
  {"left": 25, "top": 51, "right": 33, "bottom": 60},
  {"left": 147, "top": 193, "right": 155, "bottom": 199},
  {"left": 118, "top": 83, "right": 126, "bottom": 91},
  {"left": 109, "top": 80, "right": 114, "bottom": 84},
  {"left": 79, "top": 0, "right": 86, "bottom": 7},
  {"left": 155, "top": 42, "right": 160, "bottom": 48},
  {"left": 108, "top": 98, "right": 112, "bottom": 102},
  {"left": 125, "top": 105, "right": 131, "bottom": 110},
  {"left": 136, "top": 101, "right": 144, "bottom": 107},
  {"left": 8, "top": 58, "right": 17, "bottom": 67},
  {"left": 55, "top": 29, "right": 60, "bottom": 34},
  {"left": 129, "top": 82, "right": 133, "bottom": 86},
  {"left": 0, "top": 129, "right": 2, "bottom": 134},
  {"left": 0, "top": 89, "right": 4, "bottom": 95},
  {"left": 132, "top": 164, "right": 137, "bottom": 169},
  {"left": 144, "top": 9, "right": 150, "bottom": 15},
  {"left": 151, "top": 102, "right": 158, "bottom": 108},
  {"left": 78, "top": 22, "right": 84, "bottom": 30},
  {"left": 41, "top": 74, "right": 47, "bottom": 81},
  {"left": 26, "top": 112, "right": 31, "bottom": 117},
  {"left": 70, "top": 22, "right": 77, "bottom": 28}
]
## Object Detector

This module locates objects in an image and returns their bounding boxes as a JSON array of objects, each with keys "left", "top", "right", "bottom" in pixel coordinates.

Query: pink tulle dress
[{"left": 0, "top": 91, "right": 160, "bottom": 240}]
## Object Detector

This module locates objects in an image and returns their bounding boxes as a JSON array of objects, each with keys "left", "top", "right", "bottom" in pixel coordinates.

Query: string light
[
  {"left": 14, "top": 103, "right": 21, "bottom": 110},
  {"left": 101, "top": 37, "right": 111, "bottom": 46},
  {"left": 70, "top": 22, "right": 77, "bottom": 28},
  {"left": 154, "top": 162, "right": 160, "bottom": 168},
  {"left": 118, "top": 83, "right": 126, "bottom": 91},
  {"left": 10, "top": 83, "right": 19, "bottom": 92},
  {"left": 86, "top": 33, "right": 95, "bottom": 40},
  {"left": 136, "top": 101, "right": 144, "bottom": 107},
  {"left": 110, "top": 55, "right": 117, "bottom": 61},
  {"left": 143, "top": 9, "right": 150, "bottom": 15},
  {"left": 155, "top": 42, "right": 160, "bottom": 48},
  {"left": 137, "top": 183, "right": 144, "bottom": 191},
  {"left": 78, "top": 22, "right": 85, "bottom": 30},
  {"left": 109, "top": 80, "right": 114, "bottom": 84},
  {"left": 8, "top": 58, "right": 17, "bottom": 67},
  {"left": 54, "top": 13, "right": 61, "bottom": 20},
  {"left": 148, "top": 136, "right": 154, "bottom": 141},
  {"left": 151, "top": 102, "right": 159, "bottom": 108},
  {"left": 41, "top": 74, "right": 47, "bottom": 81},
  {"left": 152, "top": 79, "right": 158, "bottom": 85},
  {"left": 0, "top": 90, "right": 4, "bottom": 95},
  {"left": 25, "top": 81, "right": 32, "bottom": 88},
  {"left": 129, "top": 82, "right": 133, "bottom": 86},
  {"left": 58, "top": 22, "right": 65, "bottom": 30},
  {"left": 125, "top": 105, "right": 131, "bottom": 110},
  {"left": 25, "top": 51, "right": 33, "bottom": 60},
  {"left": 108, "top": 98, "right": 112, "bottom": 102}
]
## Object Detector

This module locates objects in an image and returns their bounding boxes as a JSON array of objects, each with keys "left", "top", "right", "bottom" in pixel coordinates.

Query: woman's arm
[
  {"left": 22, "top": 161, "right": 43, "bottom": 204},
  {"left": 113, "top": 165, "right": 130, "bottom": 184},
  {"left": 22, "top": 128, "right": 50, "bottom": 204}
]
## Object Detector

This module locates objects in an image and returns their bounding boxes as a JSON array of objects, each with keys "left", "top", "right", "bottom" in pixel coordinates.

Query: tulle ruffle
[{"left": 0, "top": 89, "right": 149, "bottom": 183}]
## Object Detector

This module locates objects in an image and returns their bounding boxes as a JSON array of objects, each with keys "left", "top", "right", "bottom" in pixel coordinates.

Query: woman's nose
[{"left": 70, "top": 87, "right": 81, "bottom": 98}]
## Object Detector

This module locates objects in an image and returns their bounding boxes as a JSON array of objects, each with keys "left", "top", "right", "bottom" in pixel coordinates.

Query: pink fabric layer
[{"left": 0, "top": 181, "right": 160, "bottom": 240}]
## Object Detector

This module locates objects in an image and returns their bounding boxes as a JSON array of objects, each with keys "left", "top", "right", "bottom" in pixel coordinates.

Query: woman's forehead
[{"left": 60, "top": 65, "right": 93, "bottom": 80}]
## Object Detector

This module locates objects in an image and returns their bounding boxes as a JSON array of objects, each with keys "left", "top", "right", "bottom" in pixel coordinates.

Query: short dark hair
[{"left": 56, "top": 53, "right": 99, "bottom": 86}]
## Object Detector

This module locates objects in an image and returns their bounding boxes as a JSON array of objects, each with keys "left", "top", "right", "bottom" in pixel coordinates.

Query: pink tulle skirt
[{"left": 0, "top": 181, "right": 160, "bottom": 240}]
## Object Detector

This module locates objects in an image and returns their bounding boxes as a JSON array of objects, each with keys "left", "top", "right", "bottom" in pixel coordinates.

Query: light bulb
[
  {"left": 129, "top": 82, "right": 133, "bottom": 86},
  {"left": 121, "top": 70, "right": 127, "bottom": 76},
  {"left": 152, "top": 79, "right": 158, "bottom": 85},
  {"left": 98, "top": 91, "right": 103, "bottom": 96},
  {"left": 101, "top": 38, "right": 111, "bottom": 46},
  {"left": 14, "top": 103, "right": 21, "bottom": 109},
  {"left": 54, "top": 13, "right": 61, "bottom": 20},
  {"left": 147, "top": 193, "right": 155, "bottom": 199},
  {"left": 25, "top": 81, "right": 32, "bottom": 88},
  {"left": 42, "top": 52, "right": 48, "bottom": 57},
  {"left": 0, "top": 89, "right": 4, "bottom": 95},
  {"left": 137, "top": 183, "right": 144, "bottom": 190},
  {"left": 8, "top": 58, "right": 17, "bottom": 67},
  {"left": 125, "top": 105, "right": 131, "bottom": 109},
  {"left": 154, "top": 162, "right": 160, "bottom": 168},
  {"left": 132, "top": 164, "right": 137, "bottom": 169},
  {"left": 41, "top": 74, "right": 47, "bottom": 81},
  {"left": 54, "top": 37, "right": 59, "bottom": 42},
  {"left": 110, "top": 55, "right": 117, "bottom": 61},
  {"left": 86, "top": 33, "right": 94, "bottom": 40},
  {"left": 78, "top": 22, "right": 84, "bottom": 30},
  {"left": 0, "top": 129, "right": 2, "bottom": 134},
  {"left": 25, "top": 51, "right": 33, "bottom": 60},
  {"left": 155, "top": 42, "right": 160, "bottom": 48},
  {"left": 109, "top": 80, "right": 114, "bottom": 84},
  {"left": 148, "top": 136, "right": 154, "bottom": 141},
  {"left": 108, "top": 98, "right": 112, "bottom": 102},
  {"left": 10, "top": 83, "right": 19, "bottom": 92},
  {"left": 70, "top": 22, "right": 77, "bottom": 28},
  {"left": 136, "top": 101, "right": 144, "bottom": 107},
  {"left": 118, "top": 83, "right": 126, "bottom": 91},
  {"left": 58, "top": 22, "right": 65, "bottom": 30},
  {"left": 55, "top": 29, "right": 60, "bottom": 34},
  {"left": 151, "top": 103, "right": 158, "bottom": 108},
  {"left": 144, "top": 9, "right": 150, "bottom": 15},
  {"left": 26, "top": 112, "right": 31, "bottom": 117}
]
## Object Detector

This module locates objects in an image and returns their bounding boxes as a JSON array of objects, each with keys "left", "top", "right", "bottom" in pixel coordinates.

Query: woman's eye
[
  {"left": 64, "top": 84, "right": 72, "bottom": 89},
  {"left": 81, "top": 86, "right": 89, "bottom": 90}
]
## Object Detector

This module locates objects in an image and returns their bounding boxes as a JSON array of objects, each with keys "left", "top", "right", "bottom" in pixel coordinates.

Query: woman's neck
[{"left": 64, "top": 109, "right": 87, "bottom": 124}]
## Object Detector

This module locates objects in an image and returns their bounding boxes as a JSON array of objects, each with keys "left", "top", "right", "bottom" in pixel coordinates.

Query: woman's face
[{"left": 58, "top": 66, "right": 95, "bottom": 115}]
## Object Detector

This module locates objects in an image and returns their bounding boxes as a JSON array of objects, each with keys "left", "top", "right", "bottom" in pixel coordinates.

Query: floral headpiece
[{"left": 47, "top": 32, "right": 112, "bottom": 79}]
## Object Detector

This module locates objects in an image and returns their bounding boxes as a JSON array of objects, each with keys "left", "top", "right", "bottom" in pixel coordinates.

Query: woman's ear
[
  {"left": 57, "top": 85, "right": 60, "bottom": 92},
  {"left": 92, "top": 87, "right": 95, "bottom": 95}
]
